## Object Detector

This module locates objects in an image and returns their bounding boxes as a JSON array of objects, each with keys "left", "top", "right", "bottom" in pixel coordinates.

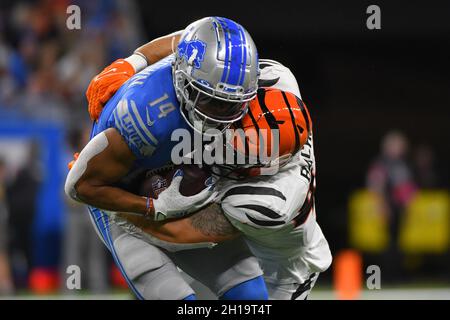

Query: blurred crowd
[
  {"left": 367, "top": 131, "right": 440, "bottom": 205},
  {"left": 0, "top": 0, "right": 144, "bottom": 295},
  {"left": 362, "top": 130, "right": 448, "bottom": 281},
  {"left": 0, "top": 0, "right": 143, "bottom": 127},
  {"left": 366, "top": 131, "right": 437, "bottom": 243}
]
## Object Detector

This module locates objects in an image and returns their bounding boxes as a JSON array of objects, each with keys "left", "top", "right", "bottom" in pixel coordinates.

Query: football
[{"left": 139, "top": 164, "right": 212, "bottom": 198}]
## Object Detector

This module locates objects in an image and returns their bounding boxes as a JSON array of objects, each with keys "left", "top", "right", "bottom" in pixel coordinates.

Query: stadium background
[{"left": 0, "top": 0, "right": 448, "bottom": 299}]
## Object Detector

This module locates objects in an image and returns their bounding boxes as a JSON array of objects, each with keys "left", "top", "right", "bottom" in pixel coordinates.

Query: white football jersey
[
  {"left": 216, "top": 134, "right": 331, "bottom": 291},
  {"left": 258, "top": 59, "right": 302, "bottom": 99},
  {"left": 214, "top": 61, "right": 332, "bottom": 292}
]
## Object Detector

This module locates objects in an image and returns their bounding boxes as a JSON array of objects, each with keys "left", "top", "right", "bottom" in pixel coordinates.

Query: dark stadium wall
[{"left": 136, "top": 0, "right": 450, "bottom": 269}]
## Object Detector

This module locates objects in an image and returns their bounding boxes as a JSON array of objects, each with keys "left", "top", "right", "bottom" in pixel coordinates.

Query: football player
[
  {"left": 65, "top": 17, "right": 269, "bottom": 300},
  {"left": 116, "top": 87, "right": 332, "bottom": 300},
  {"left": 83, "top": 30, "right": 332, "bottom": 299}
]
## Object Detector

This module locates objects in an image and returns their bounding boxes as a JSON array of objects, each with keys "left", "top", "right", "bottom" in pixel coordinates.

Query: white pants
[{"left": 87, "top": 206, "right": 263, "bottom": 299}]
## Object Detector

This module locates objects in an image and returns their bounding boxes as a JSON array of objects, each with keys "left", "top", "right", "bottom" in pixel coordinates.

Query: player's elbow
[
  {"left": 65, "top": 169, "right": 80, "bottom": 202},
  {"left": 65, "top": 166, "right": 91, "bottom": 204},
  {"left": 71, "top": 179, "right": 97, "bottom": 205}
]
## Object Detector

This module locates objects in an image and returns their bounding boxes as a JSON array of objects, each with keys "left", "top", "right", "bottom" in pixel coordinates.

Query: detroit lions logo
[{"left": 178, "top": 39, "right": 207, "bottom": 69}]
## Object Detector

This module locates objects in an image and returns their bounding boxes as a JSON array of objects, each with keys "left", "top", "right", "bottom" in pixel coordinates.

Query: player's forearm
[
  {"left": 75, "top": 182, "right": 150, "bottom": 216},
  {"left": 136, "top": 31, "right": 182, "bottom": 63},
  {"left": 118, "top": 203, "right": 239, "bottom": 244},
  {"left": 126, "top": 31, "right": 182, "bottom": 72}
]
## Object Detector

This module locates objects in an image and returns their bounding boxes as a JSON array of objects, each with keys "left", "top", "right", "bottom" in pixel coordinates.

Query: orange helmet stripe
[{"left": 280, "top": 90, "right": 301, "bottom": 152}]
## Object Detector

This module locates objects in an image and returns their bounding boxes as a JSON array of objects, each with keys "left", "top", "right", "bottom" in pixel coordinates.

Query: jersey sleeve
[
  {"left": 219, "top": 175, "right": 309, "bottom": 229},
  {"left": 220, "top": 183, "right": 289, "bottom": 228},
  {"left": 111, "top": 98, "right": 158, "bottom": 159}
]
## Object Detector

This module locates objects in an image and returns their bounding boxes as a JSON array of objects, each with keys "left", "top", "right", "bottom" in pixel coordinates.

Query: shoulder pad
[{"left": 258, "top": 59, "right": 302, "bottom": 99}]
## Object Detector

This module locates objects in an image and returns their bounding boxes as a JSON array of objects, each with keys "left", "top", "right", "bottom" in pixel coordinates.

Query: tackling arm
[
  {"left": 133, "top": 31, "right": 182, "bottom": 67},
  {"left": 86, "top": 31, "right": 182, "bottom": 120},
  {"left": 117, "top": 202, "right": 239, "bottom": 244}
]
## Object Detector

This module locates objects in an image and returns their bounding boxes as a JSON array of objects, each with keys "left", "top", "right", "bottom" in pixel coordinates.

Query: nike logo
[{"left": 146, "top": 108, "right": 155, "bottom": 126}]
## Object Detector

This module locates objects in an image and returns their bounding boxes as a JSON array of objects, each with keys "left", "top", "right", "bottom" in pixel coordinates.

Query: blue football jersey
[{"left": 90, "top": 55, "right": 191, "bottom": 170}]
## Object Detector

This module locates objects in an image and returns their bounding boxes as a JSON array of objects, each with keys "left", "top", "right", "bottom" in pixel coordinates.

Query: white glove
[{"left": 152, "top": 169, "right": 216, "bottom": 221}]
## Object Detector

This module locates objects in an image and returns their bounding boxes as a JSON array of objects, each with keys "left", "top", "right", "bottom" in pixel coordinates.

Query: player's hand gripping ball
[{"left": 140, "top": 165, "right": 215, "bottom": 221}]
